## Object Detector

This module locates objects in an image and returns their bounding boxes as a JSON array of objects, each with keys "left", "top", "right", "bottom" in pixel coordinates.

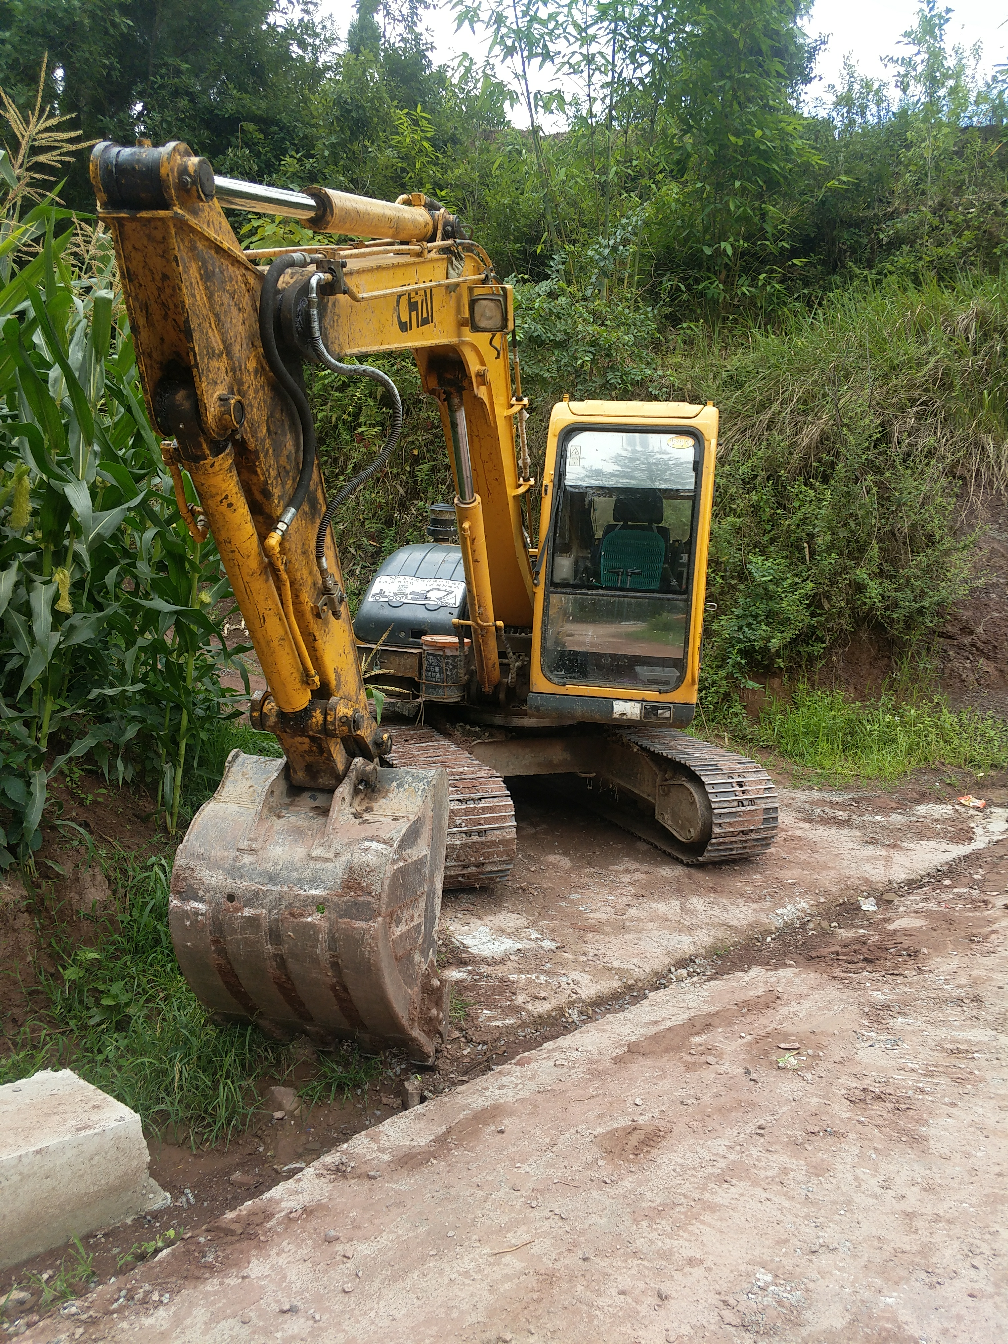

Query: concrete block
[{"left": 0, "top": 1069, "right": 169, "bottom": 1271}]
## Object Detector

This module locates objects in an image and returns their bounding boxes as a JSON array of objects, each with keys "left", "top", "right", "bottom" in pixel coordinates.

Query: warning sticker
[
  {"left": 612, "top": 700, "right": 642, "bottom": 719},
  {"left": 368, "top": 575, "right": 467, "bottom": 609}
]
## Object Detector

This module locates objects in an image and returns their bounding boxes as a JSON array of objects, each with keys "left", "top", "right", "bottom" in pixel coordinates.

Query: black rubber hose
[
  {"left": 258, "top": 253, "right": 317, "bottom": 525},
  {"left": 307, "top": 277, "right": 403, "bottom": 568}
]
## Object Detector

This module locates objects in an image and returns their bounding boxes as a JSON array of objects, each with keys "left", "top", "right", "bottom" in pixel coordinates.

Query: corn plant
[{"left": 0, "top": 66, "right": 247, "bottom": 866}]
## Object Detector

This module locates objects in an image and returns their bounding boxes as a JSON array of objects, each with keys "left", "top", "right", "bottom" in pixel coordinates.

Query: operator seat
[{"left": 598, "top": 489, "right": 668, "bottom": 591}]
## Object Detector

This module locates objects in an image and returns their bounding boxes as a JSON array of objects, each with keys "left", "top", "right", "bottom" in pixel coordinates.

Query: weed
[
  {"left": 449, "top": 989, "right": 470, "bottom": 1025},
  {"left": 116, "top": 1228, "right": 179, "bottom": 1270},
  {"left": 298, "top": 1045, "right": 381, "bottom": 1108},
  {"left": 22, "top": 1237, "right": 95, "bottom": 1307}
]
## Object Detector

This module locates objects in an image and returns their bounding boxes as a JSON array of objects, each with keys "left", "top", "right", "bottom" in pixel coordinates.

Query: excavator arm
[
  {"left": 90, "top": 139, "right": 530, "bottom": 1057},
  {"left": 93, "top": 140, "right": 778, "bottom": 1057}
]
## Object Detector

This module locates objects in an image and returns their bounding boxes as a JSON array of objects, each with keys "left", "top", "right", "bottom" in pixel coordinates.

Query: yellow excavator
[{"left": 91, "top": 140, "right": 777, "bottom": 1062}]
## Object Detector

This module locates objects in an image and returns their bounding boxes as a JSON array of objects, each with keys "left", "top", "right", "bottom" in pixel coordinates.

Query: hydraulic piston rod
[
  {"left": 91, "top": 141, "right": 463, "bottom": 242},
  {"left": 214, "top": 175, "right": 443, "bottom": 241},
  {"left": 447, "top": 390, "right": 501, "bottom": 694}
]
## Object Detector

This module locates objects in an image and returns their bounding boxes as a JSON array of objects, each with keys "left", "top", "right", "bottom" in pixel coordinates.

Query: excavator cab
[
  {"left": 527, "top": 401, "right": 718, "bottom": 723},
  {"left": 536, "top": 421, "right": 704, "bottom": 695}
]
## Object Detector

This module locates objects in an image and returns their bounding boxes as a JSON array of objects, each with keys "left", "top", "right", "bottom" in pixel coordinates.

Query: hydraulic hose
[
  {"left": 259, "top": 252, "right": 318, "bottom": 536},
  {"left": 307, "top": 272, "right": 403, "bottom": 582}
]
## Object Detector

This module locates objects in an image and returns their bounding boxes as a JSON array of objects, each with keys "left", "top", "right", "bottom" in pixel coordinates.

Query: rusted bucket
[{"left": 169, "top": 752, "right": 450, "bottom": 1060}]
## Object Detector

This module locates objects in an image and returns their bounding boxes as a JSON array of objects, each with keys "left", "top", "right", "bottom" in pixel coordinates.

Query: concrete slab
[
  {"left": 438, "top": 783, "right": 1008, "bottom": 1031},
  {"left": 39, "top": 855, "right": 1007, "bottom": 1343},
  {"left": 0, "top": 1070, "right": 169, "bottom": 1270}
]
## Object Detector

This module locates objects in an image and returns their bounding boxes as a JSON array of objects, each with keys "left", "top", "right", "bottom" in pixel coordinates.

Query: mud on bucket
[{"left": 168, "top": 752, "right": 450, "bottom": 1061}]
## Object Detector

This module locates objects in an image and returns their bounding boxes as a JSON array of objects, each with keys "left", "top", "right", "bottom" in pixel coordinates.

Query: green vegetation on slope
[{"left": 700, "top": 685, "right": 1008, "bottom": 782}]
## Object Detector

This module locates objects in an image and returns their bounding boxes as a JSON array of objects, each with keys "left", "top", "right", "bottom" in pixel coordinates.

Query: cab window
[{"left": 541, "top": 427, "right": 700, "bottom": 691}]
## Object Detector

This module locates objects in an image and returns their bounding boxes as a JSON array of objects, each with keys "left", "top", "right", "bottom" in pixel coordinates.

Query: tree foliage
[{"left": 0, "top": 0, "right": 1002, "bottom": 774}]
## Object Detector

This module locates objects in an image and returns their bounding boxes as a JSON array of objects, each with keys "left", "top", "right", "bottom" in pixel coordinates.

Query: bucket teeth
[{"left": 169, "top": 751, "right": 449, "bottom": 1060}]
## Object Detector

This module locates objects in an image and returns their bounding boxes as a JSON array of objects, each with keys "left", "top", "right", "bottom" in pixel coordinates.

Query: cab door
[{"left": 529, "top": 399, "right": 717, "bottom": 720}]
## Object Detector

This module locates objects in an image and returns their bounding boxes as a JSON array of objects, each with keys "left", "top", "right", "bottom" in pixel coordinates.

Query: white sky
[{"left": 318, "top": 0, "right": 1007, "bottom": 119}]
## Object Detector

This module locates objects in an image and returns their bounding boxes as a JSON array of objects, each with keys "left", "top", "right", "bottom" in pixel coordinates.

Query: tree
[{"left": 0, "top": 0, "right": 333, "bottom": 205}]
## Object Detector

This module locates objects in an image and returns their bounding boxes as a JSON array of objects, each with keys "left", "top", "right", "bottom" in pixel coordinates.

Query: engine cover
[{"left": 354, "top": 542, "right": 467, "bottom": 648}]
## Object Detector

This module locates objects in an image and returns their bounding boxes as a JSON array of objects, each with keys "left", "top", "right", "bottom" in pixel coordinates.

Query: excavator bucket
[{"left": 169, "top": 752, "right": 450, "bottom": 1061}]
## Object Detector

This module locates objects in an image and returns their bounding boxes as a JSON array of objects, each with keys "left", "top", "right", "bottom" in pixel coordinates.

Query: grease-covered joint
[
  {"left": 90, "top": 140, "right": 214, "bottom": 210},
  {"left": 249, "top": 688, "right": 271, "bottom": 731}
]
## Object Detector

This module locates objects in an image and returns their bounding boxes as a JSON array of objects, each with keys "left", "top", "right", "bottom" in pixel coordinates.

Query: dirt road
[{"left": 11, "top": 772, "right": 1007, "bottom": 1343}]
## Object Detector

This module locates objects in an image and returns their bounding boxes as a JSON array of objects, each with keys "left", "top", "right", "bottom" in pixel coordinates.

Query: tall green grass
[
  {"left": 1, "top": 853, "right": 287, "bottom": 1143},
  {"left": 723, "top": 684, "right": 1008, "bottom": 782},
  {"left": 1, "top": 721, "right": 380, "bottom": 1146}
]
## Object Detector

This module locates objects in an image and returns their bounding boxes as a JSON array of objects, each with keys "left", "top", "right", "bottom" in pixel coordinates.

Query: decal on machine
[
  {"left": 395, "top": 285, "right": 436, "bottom": 334},
  {"left": 369, "top": 574, "right": 466, "bottom": 609}
]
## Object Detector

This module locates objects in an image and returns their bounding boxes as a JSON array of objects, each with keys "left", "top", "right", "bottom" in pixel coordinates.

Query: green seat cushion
[{"left": 599, "top": 527, "right": 664, "bottom": 590}]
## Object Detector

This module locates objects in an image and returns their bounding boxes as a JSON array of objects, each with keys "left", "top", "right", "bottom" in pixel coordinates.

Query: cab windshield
[{"left": 540, "top": 426, "right": 700, "bottom": 691}]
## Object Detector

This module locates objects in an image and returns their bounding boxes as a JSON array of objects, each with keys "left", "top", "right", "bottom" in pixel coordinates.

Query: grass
[
  {"left": 1, "top": 845, "right": 385, "bottom": 1144},
  {"left": 2, "top": 719, "right": 395, "bottom": 1149},
  {"left": 298, "top": 1046, "right": 382, "bottom": 1108},
  {"left": 19, "top": 1238, "right": 95, "bottom": 1307},
  {"left": 183, "top": 718, "right": 284, "bottom": 819},
  {"left": 0, "top": 852, "right": 290, "bottom": 1144},
  {"left": 721, "top": 684, "right": 1008, "bottom": 783}
]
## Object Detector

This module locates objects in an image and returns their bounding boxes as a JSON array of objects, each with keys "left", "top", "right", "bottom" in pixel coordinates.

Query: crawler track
[
  {"left": 595, "top": 724, "right": 778, "bottom": 863},
  {"left": 390, "top": 726, "right": 516, "bottom": 889}
]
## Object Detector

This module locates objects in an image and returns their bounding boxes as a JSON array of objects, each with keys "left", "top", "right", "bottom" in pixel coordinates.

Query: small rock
[
  {"left": 342, "top": 1249, "right": 355, "bottom": 1260},
  {"left": 401, "top": 1078, "right": 422, "bottom": 1109},
  {"left": 266, "top": 1085, "right": 298, "bottom": 1115},
  {"left": 634, "top": 1098, "right": 643, "bottom": 1107},
  {"left": 379, "top": 1093, "right": 398, "bottom": 1108},
  {"left": 324, "top": 1230, "right": 340, "bottom": 1243},
  {"left": 240, "top": 1314, "right": 252, "bottom": 1325},
  {"left": 497, "top": 1125, "right": 506, "bottom": 1134},
  {"left": 1, "top": 1291, "right": 33, "bottom": 1317},
  {"left": 278, "top": 1302, "right": 299, "bottom": 1314},
  {"left": 367, "top": 1170, "right": 380, "bottom": 1180},
  {"left": 657, "top": 1287, "right": 669, "bottom": 1301},
  {"left": 343, "top": 1283, "right": 355, "bottom": 1294},
  {"left": 705, "top": 1056, "right": 716, "bottom": 1066},
  {"left": 272, "top": 1110, "right": 286, "bottom": 1121}
]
